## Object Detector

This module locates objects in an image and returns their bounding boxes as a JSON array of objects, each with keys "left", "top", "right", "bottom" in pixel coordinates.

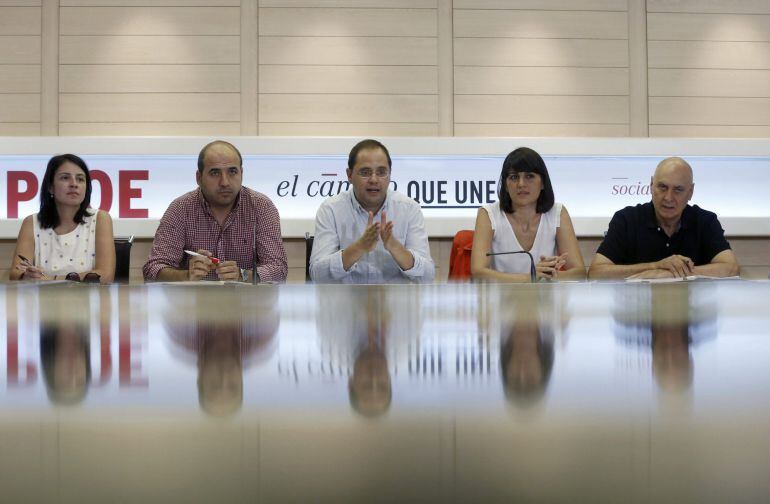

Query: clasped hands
[
  {"left": 536, "top": 253, "right": 568, "bottom": 280},
  {"left": 188, "top": 249, "right": 241, "bottom": 281},
  {"left": 627, "top": 254, "right": 694, "bottom": 280}
]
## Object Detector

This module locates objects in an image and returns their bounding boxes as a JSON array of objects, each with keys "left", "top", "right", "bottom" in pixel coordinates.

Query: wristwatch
[{"left": 239, "top": 268, "right": 248, "bottom": 282}]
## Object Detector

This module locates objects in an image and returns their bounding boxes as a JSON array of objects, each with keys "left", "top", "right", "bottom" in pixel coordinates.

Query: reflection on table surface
[{"left": 2, "top": 280, "right": 770, "bottom": 503}]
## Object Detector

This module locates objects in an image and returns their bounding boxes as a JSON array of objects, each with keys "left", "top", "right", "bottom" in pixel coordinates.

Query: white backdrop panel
[{"left": 0, "top": 137, "right": 768, "bottom": 238}]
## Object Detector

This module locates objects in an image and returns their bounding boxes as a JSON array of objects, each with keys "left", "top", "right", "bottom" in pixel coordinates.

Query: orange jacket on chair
[{"left": 448, "top": 230, "right": 474, "bottom": 280}]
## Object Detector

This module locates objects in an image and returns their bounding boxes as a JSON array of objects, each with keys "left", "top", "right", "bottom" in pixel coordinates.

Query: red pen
[{"left": 184, "top": 250, "right": 220, "bottom": 264}]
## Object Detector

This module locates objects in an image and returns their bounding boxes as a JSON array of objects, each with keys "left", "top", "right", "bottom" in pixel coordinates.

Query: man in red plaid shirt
[{"left": 143, "top": 140, "right": 287, "bottom": 283}]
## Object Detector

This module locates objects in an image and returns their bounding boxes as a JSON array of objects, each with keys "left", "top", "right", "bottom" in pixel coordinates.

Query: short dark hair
[
  {"left": 39, "top": 154, "right": 93, "bottom": 229},
  {"left": 198, "top": 140, "right": 243, "bottom": 172},
  {"left": 347, "top": 139, "right": 392, "bottom": 171},
  {"left": 497, "top": 147, "right": 555, "bottom": 214}
]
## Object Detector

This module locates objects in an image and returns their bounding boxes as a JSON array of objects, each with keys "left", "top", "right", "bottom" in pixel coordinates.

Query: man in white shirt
[{"left": 309, "top": 139, "right": 435, "bottom": 283}]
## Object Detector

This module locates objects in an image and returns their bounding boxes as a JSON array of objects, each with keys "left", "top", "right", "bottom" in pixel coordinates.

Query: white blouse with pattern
[{"left": 33, "top": 210, "right": 97, "bottom": 276}]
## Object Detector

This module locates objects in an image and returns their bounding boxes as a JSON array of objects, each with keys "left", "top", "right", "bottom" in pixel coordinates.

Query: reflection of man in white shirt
[
  {"left": 309, "top": 139, "right": 435, "bottom": 284},
  {"left": 315, "top": 285, "right": 425, "bottom": 416}
]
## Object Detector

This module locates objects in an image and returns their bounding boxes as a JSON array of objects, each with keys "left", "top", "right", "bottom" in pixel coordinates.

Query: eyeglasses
[{"left": 356, "top": 168, "right": 389, "bottom": 179}]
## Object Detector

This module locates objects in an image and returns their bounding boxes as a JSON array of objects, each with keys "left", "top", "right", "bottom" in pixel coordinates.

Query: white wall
[
  {"left": 258, "top": 0, "right": 440, "bottom": 135},
  {"left": 2, "top": 0, "right": 770, "bottom": 137},
  {"left": 59, "top": 0, "right": 242, "bottom": 135},
  {"left": 0, "top": 2, "right": 41, "bottom": 135},
  {"left": 648, "top": 0, "right": 770, "bottom": 137},
  {"left": 454, "top": 0, "right": 631, "bottom": 136}
]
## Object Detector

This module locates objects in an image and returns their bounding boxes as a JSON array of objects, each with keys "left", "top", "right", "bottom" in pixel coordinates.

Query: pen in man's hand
[{"left": 184, "top": 250, "right": 221, "bottom": 264}]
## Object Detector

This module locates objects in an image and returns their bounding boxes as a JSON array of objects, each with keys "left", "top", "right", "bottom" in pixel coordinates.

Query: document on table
[{"left": 625, "top": 275, "right": 741, "bottom": 283}]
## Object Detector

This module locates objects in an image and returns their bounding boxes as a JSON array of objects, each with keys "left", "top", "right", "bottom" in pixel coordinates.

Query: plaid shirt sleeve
[
  {"left": 254, "top": 194, "right": 288, "bottom": 283},
  {"left": 143, "top": 198, "right": 187, "bottom": 281}
]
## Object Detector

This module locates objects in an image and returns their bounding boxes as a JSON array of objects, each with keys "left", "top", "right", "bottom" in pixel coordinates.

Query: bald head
[
  {"left": 652, "top": 326, "right": 693, "bottom": 393},
  {"left": 654, "top": 157, "right": 693, "bottom": 186},
  {"left": 349, "top": 348, "right": 392, "bottom": 417},
  {"left": 197, "top": 140, "right": 242, "bottom": 173}
]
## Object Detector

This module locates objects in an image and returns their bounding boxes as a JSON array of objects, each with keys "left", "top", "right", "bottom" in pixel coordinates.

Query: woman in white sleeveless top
[
  {"left": 10, "top": 154, "right": 115, "bottom": 283},
  {"left": 471, "top": 147, "right": 585, "bottom": 282}
]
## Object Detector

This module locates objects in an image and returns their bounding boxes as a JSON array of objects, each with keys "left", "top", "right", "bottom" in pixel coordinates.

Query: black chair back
[
  {"left": 305, "top": 232, "right": 314, "bottom": 282},
  {"left": 114, "top": 236, "right": 134, "bottom": 283}
]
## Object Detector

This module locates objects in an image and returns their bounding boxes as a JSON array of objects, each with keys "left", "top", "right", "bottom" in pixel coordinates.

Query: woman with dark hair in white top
[
  {"left": 471, "top": 147, "right": 585, "bottom": 282},
  {"left": 9, "top": 154, "right": 115, "bottom": 283}
]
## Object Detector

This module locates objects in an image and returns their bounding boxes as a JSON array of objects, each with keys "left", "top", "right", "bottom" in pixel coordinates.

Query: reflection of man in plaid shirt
[{"left": 143, "top": 140, "right": 287, "bottom": 283}]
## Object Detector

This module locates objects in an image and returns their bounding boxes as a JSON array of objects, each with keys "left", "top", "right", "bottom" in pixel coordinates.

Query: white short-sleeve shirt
[{"left": 482, "top": 201, "right": 562, "bottom": 274}]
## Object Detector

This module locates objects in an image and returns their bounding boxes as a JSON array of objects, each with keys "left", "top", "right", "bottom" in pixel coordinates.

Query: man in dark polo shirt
[{"left": 588, "top": 157, "right": 739, "bottom": 280}]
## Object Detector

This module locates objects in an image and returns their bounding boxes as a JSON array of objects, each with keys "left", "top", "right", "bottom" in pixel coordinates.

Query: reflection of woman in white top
[
  {"left": 9, "top": 154, "right": 115, "bottom": 283},
  {"left": 471, "top": 147, "right": 585, "bottom": 282}
]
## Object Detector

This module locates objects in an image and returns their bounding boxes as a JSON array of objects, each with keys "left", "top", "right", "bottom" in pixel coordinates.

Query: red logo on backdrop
[
  {"left": 6, "top": 171, "right": 38, "bottom": 218},
  {"left": 6, "top": 169, "right": 149, "bottom": 218}
]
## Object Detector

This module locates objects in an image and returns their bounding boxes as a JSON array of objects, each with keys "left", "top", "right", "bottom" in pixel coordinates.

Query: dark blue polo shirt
[{"left": 596, "top": 202, "right": 731, "bottom": 266}]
